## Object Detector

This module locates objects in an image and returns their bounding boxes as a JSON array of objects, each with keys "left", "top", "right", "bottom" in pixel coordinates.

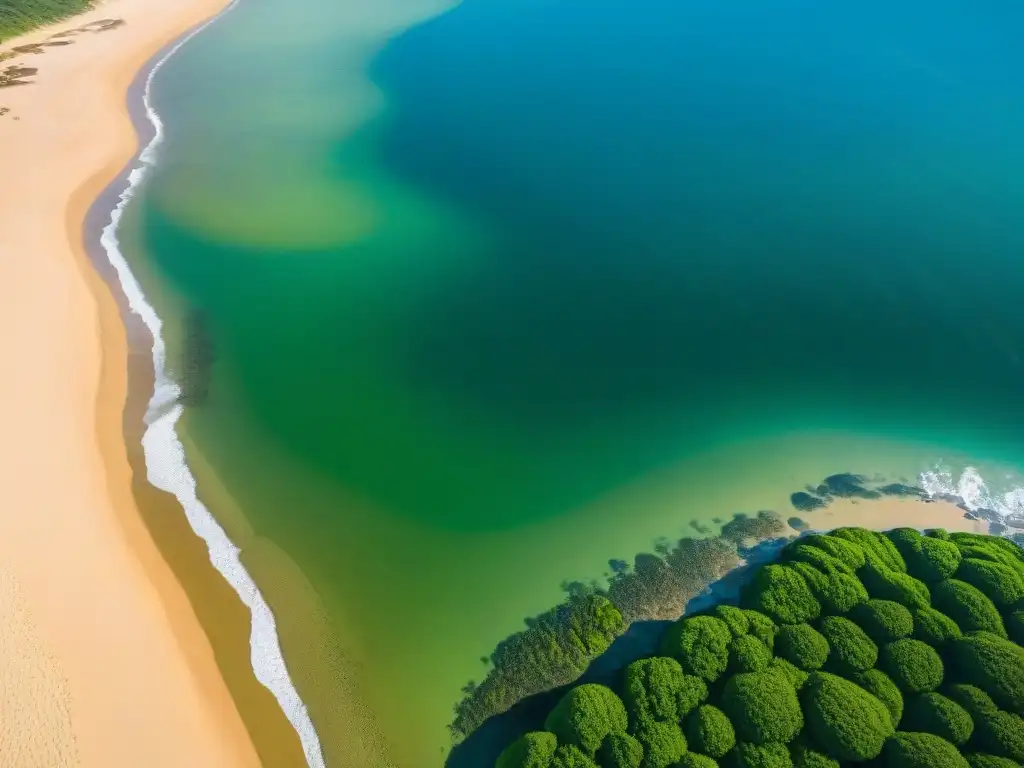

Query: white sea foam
[
  {"left": 97, "top": 5, "right": 326, "bottom": 766},
  {"left": 920, "top": 465, "right": 1024, "bottom": 524}
]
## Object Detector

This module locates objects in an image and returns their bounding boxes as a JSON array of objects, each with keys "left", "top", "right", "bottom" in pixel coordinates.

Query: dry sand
[
  {"left": 802, "top": 496, "right": 991, "bottom": 535},
  {"left": 0, "top": 1, "right": 289, "bottom": 765}
]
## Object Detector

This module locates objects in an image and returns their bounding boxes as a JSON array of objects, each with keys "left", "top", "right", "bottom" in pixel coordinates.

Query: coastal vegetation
[
  {"left": 0, "top": 0, "right": 93, "bottom": 42},
  {"left": 452, "top": 511, "right": 788, "bottom": 740},
  {"left": 494, "top": 526, "right": 1024, "bottom": 768}
]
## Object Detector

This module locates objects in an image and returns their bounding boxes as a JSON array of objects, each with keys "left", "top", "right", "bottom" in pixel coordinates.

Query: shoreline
[
  {"left": 88, "top": 8, "right": 325, "bottom": 763},
  {"left": 0, "top": 1, "right": 306, "bottom": 764}
]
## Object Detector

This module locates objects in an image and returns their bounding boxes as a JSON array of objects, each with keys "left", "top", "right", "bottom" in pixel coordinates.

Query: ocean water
[{"left": 121, "top": 0, "right": 1024, "bottom": 764}]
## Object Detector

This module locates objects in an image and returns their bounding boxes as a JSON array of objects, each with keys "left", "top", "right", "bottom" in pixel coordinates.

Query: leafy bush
[
  {"left": 742, "top": 565, "right": 821, "bottom": 625},
  {"left": 912, "top": 606, "right": 963, "bottom": 647},
  {"left": 686, "top": 704, "right": 735, "bottom": 758},
  {"left": 676, "top": 754, "right": 718, "bottom": 768},
  {"left": 971, "top": 710, "right": 1024, "bottom": 763},
  {"left": 789, "top": 742, "right": 839, "bottom": 768},
  {"left": 883, "top": 732, "right": 970, "bottom": 768},
  {"left": 544, "top": 684, "right": 628, "bottom": 753},
  {"left": 852, "top": 669, "right": 904, "bottom": 728},
  {"left": 852, "top": 599, "right": 914, "bottom": 643},
  {"left": 888, "top": 528, "right": 962, "bottom": 583},
  {"left": 956, "top": 559, "right": 1024, "bottom": 607},
  {"left": 661, "top": 616, "right": 732, "bottom": 683},
  {"left": 551, "top": 744, "right": 600, "bottom": 768},
  {"left": 964, "top": 754, "right": 1020, "bottom": 768},
  {"left": 819, "top": 616, "right": 878, "bottom": 674},
  {"left": 800, "top": 534, "right": 866, "bottom": 571},
  {"left": 949, "top": 632, "right": 1024, "bottom": 712},
  {"left": 800, "top": 671, "right": 894, "bottom": 761},
  {"left": 769, "top": 658, "right": 808, "bottom": 690},
  {"left": 777, "top": 624, "right": 829, "bottom": 671},
  {"left": 623, "top": 657, "right": 707, "bottom": 727},
  {"left": 716, "top": 605, "right": 751, "bottom": 638},
  {"left": 932, "top": 580, "right": 1007, "bottom": 638},
  {"left": 902, "top": 692, "right": 975, "bottom": 745},
  {"left": 881, "top": 638, "right": 945, "bottom": 694},
  {"left": 635, "top": 721, "right": 686, "bottom": 768},
  {"left": 831, "top": 527, "right": 906, "bottom": 572},
  {"left": 743, "top": 611, "right": 778, "bottom": 652},
  {"left": 861, "top": 559, "right": 931, "bottom": 609},
  {"left": 943, "top": 684, "right": 999, "bottom": 718},
  {"left": 782, "top": 543, "right": 855, "bottom": 576},
  {"left": 1007, "top": 611, "right": 1024, "bottom": 646},
  {"left": 730, "top": 635, "right": 773, "bottom": 674},
  {"left": 721, "top": 671, "right": 803, "bottom": 745},
  {"left": 733, "top": 742, "right": 793, "bottom": 768},
  {"left": 497, "top": 731, "right": 558, "bottom": 768},
  {"left": 788, "top": 562, "right": 868, "bottom": 616},
  {"left": 598, "top": 732, "right": 643, "bottom": 768}
]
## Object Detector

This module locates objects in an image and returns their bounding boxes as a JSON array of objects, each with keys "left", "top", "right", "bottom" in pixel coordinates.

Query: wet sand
[
  {"left": 804, "top": 496, "right": 991, "bottom": 536},
  {"left": 0, "top": 1, "right": 303, "bottom": 764}
]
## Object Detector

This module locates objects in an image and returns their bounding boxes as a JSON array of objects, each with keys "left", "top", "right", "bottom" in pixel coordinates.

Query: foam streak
[{"left": 97, "top": 5, "right": 326, "bottom": 766}]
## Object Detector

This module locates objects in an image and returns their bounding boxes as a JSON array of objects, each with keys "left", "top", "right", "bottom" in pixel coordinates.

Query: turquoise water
[{"left": 126, "top": 0, "right": 1024, "bottom": 764}]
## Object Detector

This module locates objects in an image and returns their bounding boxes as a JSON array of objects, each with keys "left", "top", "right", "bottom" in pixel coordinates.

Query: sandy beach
[
  {"left": 804, "top": 495, "right": 991, "bottom": 536},
  {"left": 0, "top": 1, "right": 300, "bottom": 765}
]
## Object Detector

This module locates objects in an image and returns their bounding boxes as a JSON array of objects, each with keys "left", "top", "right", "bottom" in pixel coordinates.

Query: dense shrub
[
  {"left": 661, "top": 616, "right": 732, "bottom": 683},
  {"left": 769, "top": 658, "right": 809, "bottom": 690},
  {"left": 777, "top": 624, "right": 829, "bottom": 671},
  {"left": 831, "top": 527, "right": 906, "bottom": 572},
  {"left": 949, "top": 532, "right": 1024, "bottom": 562},
  {"left": 971, "top": 710, "right": 1024, "bottom": 763},
  {"left": 883, "top": 732, "right": 970, "bottom": 768},
  {"left": 861, "top": 559, "right": 931, "bottom": 609},
  {"left": 635, "top": 721, "right": 686, "bottom": 768},
  {"left": 912, "top": 606, "right": 964, "bottom": 647},
  {"left": 881, "top": 638, "right": 945, "bottom": 694},
  {"left": 497, "top": 731, "right": 558, "bottom": 768},
  {"left": 946, "top": 684, "right": 1024, "bottom": 762},
  {"left": 928, "top": 528, "right": 952, "bottom": 541},
  {"left": 903, "top": 692, "right": 975, "bottom": 745},
  {"left": 964, "top": 754, "right": 1020, "bottom": 768},
  {"left": 742, "top": 565, "right": 821, "bottom": 625},
  {"left": 819, "top": 616, "right": 878, "bottom": 674},
  {"left": 623, "top": 657, "right": 707, "bottom": 727},
  {"left": 888, "top": 528, "right": 963, "bottom": 583},
  {"left": 800, "top": 534, "right": 866, "bottom": 571},
  {"left": 789, "top": 742, "right": 839, "bottom": 768},
  {"left": 932, "top": 580, "right": 1007, "bottom": 638},
  {"left": 782, "top": 543, "right": 855, "bottom": 576},
  {"left": 852, "top": 669, "right": 904, "bottom": 728},
  {"left": 599, "top": 732, "right": 643, "bottom": 768},
  {"left": 551, "top": 744, "right": 600, "bottom": 768},
  {"left": 949, "top": 632, "right": 1024, "bottom": 712},
  {"left": 716, "top": 605, "right": 751, "bottom": 638},
  {"left": 852, "top": 599, "right": 914, "bottom": 643},
  {"left": 730, "top": 635, "right": 772, "bottom": 674},
  {"left": 686, "top": 704, "right": 735, "bottom": 758},
  {"left": 1007, "top": 611, "right": 1024, "bottom": 646},
  {"left": 721, "top": 671, "right": 803, "bottom": 745},
  {"left": 800, "top": 672, "right": 895, "bottom": 761},
  {"left": 676, "top": 754, "right": 718, "bottom": 768},
  {"left": 544, "top": 684, "right": 628, "bottom": 753},
  {"left": 956, "top": 559, "right": 1024, "bottom": 607},
  {"left": 733, "top": 742, "right": 793, "bottom": 768},
  {"left": 743, "top": 611, "right": 778, "bottom": 652},
  {"left": 788, "top": 562, "right": 868, "bottom": 615}
]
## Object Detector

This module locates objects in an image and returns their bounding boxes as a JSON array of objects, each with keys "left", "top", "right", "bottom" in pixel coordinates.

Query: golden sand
[
  {"left": 803, "top": 496, "right": 990, "bottom": 536},
  {"left": 0, "top": 1, "right": 302, "bottom": 764}
]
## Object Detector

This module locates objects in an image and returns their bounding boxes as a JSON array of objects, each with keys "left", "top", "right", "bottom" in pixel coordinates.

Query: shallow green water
[{"left": 127, "top": 0, "right": 1024, "bottom": 763}]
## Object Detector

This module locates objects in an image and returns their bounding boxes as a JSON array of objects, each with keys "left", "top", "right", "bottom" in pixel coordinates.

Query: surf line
[{"left": 97, "top": 3, "right": 327, "bottom": 766}]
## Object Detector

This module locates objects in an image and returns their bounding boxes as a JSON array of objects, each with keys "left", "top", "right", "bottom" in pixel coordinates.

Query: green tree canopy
[
  {"left": 883, "top": 732, "right": 970, "bottom": 768},
  {"left": 544, "top": 684, "right": 628, "bottom": 754},
  {"left": 721, "top": 671, "right": 803, "bottom": 745},
  {"left": 776, "top": 624, "right": 829, "bottom": 671},
  {"left": 661, "top": 616, "right": 732, "bottom": 683},
  {"left": 819, "top": 616, "right": 878, "bottom": 675},
  {"left": 686, "top": 704, "right": 735, "bottom": 758},
  {"left": 881, "top": 638, "right": 945, "bottom": 694},
  {"left": 623, "top": 657, "right": 707, "bottom": 727},
  {"left": 800, "top": 671, "right": 894, "bottom": 762},
  {"left": 852, "top": 599, "right": 914, "bottom": 644},
  {"left": 497, "top": 732, "right": 558, "bottom": 768}
]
